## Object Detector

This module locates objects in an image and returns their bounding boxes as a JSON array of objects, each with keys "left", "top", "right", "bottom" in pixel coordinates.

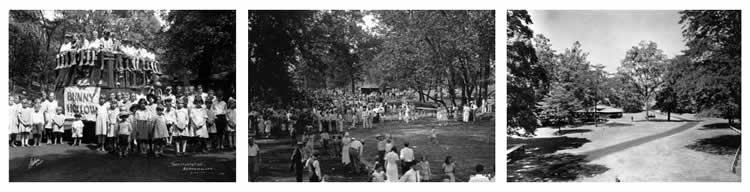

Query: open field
[
  {"left": 508, "top": 112, "right": 741, "bottom": 182},
  {"left": 254, "top": 118, "right": 495, "bottom": 182}
]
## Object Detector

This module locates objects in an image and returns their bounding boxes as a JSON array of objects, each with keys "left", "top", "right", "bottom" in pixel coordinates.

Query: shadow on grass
[
  {"left": 634, "top": 119, "right": 697, "bottom": 123},
  {"left": 507, "top": 136, "right": 609, "bottom": 181},
  {"left": 555, "top": 129, "right": 592, "bottom": 136},
  {"left": 508, "top": 136, "right": 591, "bottom": 155},
  {"left": 699, "top": 123, "right": 741, "bottom": 131},
  {"left": 507, "top": 153, "right": 609, "bottom": 182},
  {"left": 685, "top": 135, "right": 741, "bottom": 155},
  {"left": 605, "top": 122, "right": 634, "bottom": 127}
]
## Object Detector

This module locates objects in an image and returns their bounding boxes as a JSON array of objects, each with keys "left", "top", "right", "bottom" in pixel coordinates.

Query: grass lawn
[
  {"left": 253, "top": 118, "right": 495, "bottom": 182},
  {"left": 508, "top": 111, "right": 741, "bottom": 182}
]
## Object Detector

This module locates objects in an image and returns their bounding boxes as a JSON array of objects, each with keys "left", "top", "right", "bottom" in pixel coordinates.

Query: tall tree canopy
[
  {"left": 249, "top": 10, "right": 374, "bottom": 106},
  {"left": 162, "top": 10, "right": 236, "bottom": 93},
  {"left": 677, "top": 10, "right": 741, "bottom": 122},
  {"left": 374, "top": 10, "right": 495, "bottom": 107},
  {"left": 507, "top": 10, "right": 548, "bottom": 136},
  {"left": 618, "top": 41, "right": 668, "bottom": 117},
  {"left": 250, "top": 10, "right": 495, "bottom": 109}
]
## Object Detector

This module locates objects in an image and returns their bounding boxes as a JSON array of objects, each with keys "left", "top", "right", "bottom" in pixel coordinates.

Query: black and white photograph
[
  {"left": 507, "top": 10, "right": 741, "bottom": 182},
  {"left": 249, "top": 10, "right": 495, "bottom": 182},
  {"left": 8, "top": 10, "right": 237, "bottom": 182}
]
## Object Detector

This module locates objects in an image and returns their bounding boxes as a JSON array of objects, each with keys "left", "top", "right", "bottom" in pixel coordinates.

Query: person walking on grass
[
  {"left": 376, "top": 134, "right": 387, "bottom": 166},
  {"left": 371, "top": 164, "right": 386, "bottom": 182},
  {"left": 442, "top": 156, "right": 457, "bottom": 182},
  {"left": 306, "top": 152, "right": 322, "bottom": 182},
  {"left": 290, "top": 141, "right": 305, "bottom": 182},
  {"left": 468, "top": 164, "right": 491, "bottom": 182},
  {"left": 384, "top": 147, "right": 400, "bottom": 182},
  {"left": 349, "top": 137, "right": 364, "bottom": 174},
  {"left": 399, "top": 162, "right": 420, "bottom": 182},
  {"left": 400, "top": 142, "right": 415, "bottom": 174},
  {"left": 249, "top": 137, "right": 261, "bottom": 181}
]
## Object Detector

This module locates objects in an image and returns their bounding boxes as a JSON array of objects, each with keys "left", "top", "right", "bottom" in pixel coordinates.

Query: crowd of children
[{"left": 9, "top": 85, "right": 237, "bottom": 158}]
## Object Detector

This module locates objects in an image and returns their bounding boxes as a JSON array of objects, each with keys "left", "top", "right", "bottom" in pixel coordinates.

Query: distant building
[{"left": 575, "top": 104, "right": 624, "bottom": 119}]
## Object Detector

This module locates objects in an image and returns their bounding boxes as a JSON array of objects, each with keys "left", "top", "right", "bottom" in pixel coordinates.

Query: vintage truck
[{"left": 53, "top": 47, "right": 161, "bottom": 142}]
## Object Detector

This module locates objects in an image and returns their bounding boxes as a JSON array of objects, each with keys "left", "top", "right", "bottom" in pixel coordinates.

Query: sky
[{"left": 528, "top": 10, "right": 687, "bottom": 73}]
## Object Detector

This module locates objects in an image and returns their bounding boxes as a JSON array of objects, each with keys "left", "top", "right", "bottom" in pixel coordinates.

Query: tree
[
  {"left": 618, "top": 41, "right": 668, "bottom": 119},
  {"left": 507, "top": 10, "right": 548, "bottom": 136},
  {"left": 605, "top": 73, "right": 644, "bottom": 113},
  {"left": 654, "top": 55, "right": 695, "bottom": 121},
  {"left": 374, "top": 10, "right": 494, "bottom": 108},
  {"left": 249, "top": 10, "right": 314, "bottom": 105},
  {"left": 679, "top": 10, "right": 741, "bottom": 123},
  {"left": 162, "top": 10, "right": 236, "bottom": 94}
]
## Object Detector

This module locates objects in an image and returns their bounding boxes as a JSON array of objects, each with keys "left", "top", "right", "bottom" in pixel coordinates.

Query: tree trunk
[
  {"left": 350, "top": 75, "right": 355, "bottom": 94},
  {"left": 667, "top": 111, "right": 671, "bottom": 121}
]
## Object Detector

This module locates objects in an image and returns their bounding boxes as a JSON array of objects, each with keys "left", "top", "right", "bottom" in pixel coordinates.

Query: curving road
[{"left": 581, "top": 116, "right": 699, "bottom": 161}]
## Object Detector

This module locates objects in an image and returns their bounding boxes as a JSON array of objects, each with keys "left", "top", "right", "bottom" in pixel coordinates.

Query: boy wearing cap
[{"left": 71, "top": 114, "right": 84, "bottom": 146}]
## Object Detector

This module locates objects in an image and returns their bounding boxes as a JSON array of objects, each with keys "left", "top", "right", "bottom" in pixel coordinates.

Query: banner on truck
[{"left": 64, "top": 86, "right": 101, "bottom": 121}]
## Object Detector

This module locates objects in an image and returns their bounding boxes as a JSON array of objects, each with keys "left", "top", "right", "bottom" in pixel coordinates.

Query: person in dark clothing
[{"left": 290, "top": 142, "right": 305, "bottom": 182}]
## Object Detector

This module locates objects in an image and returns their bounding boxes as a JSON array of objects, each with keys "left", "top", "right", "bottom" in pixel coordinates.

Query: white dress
[
  {"left": 341, "top": 137, "right": 351, "bottom": 165},
  {"left": 95, "top": 104, "right": 109, "bottom": 135},
  {"left": 191, "top": 108, "right": 209, "bottom": 138},
  {"left": 463, "top": 106, "right": 471, "bottom": 122},
  {"left": 384, "top": 151, "right": 400, "bottom": 182},
  {"left": 174, "top": 108, "right": 191, "bottom": 137}
]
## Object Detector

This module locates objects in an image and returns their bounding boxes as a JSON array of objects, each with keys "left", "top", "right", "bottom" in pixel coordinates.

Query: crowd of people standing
[
  {"left": 249, "top": 89, "right": 494, "bottom": 182},
  {"left": 9, "top": 85, "right": 237, "bottom": 158}
]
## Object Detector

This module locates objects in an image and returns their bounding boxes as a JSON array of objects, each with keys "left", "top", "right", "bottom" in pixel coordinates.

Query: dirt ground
[
  {"left": 508, "top": 112, "right": 741, "bottom": 182},
  {"left": 252, "top": 118, "right": 496, "bottom": 182},
  {"left": 9, "top": 144, "right": 236, "bottom": 182}
]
